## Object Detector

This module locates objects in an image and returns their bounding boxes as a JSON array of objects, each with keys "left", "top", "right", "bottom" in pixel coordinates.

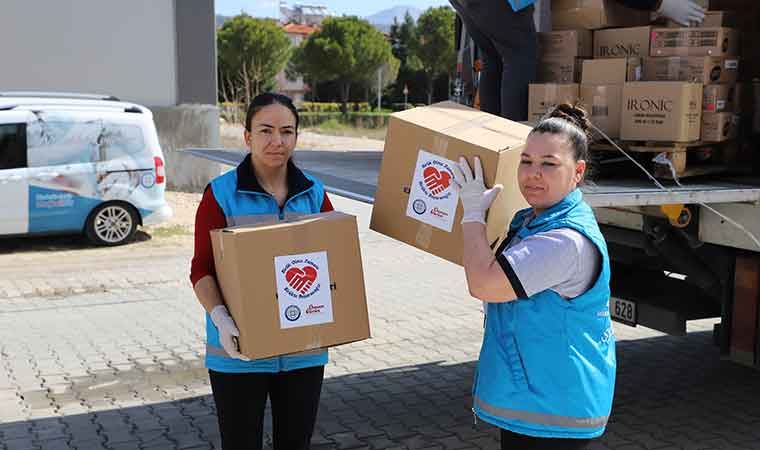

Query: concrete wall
[
  {"left": 0, "top": 0, "right": 178, "bottom": 107},
  {"left": 152, "top": 105, "right": 224, "bottom": 192}
]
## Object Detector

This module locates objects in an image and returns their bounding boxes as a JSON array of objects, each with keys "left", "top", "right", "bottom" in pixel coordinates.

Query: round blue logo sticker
[{"left": 285, "top": 305, "right": 301, "bottom": 322}]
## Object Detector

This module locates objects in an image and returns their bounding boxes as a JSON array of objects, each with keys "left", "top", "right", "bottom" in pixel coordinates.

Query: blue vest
[
  {"left": 205, "top": 155, "right": 329, "bottom": 373},
  {"left": 506, "top": 0, "right": 535, "bottom": 11},
  {"left": 473, "top": 189, "right": 616, "bottom": 439}
]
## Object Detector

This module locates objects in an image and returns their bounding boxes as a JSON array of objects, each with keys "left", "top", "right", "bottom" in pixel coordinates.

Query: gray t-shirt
[{"left": 496, "top": 228, "right": 601, "bottom": 299}]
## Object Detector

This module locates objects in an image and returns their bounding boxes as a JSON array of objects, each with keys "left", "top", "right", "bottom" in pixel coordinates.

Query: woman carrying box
[
  {"left": 453, "top": 104, "right": 615, "bottom": 450},
  {"left": 190, "top": 93, "right": 333, "bottom": 450}
]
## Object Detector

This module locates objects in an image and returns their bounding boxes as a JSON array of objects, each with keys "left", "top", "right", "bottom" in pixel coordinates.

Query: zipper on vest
[{"left": 471, "top": 407, "right": 478, "bottom": 427}]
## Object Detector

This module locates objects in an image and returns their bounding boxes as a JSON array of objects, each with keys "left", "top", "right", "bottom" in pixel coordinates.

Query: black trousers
[
  {"left": 449, "top": 0, "right": 537, "bottom": 121},
  {"left": 209, "top": 366, "right": 324, "bottom": 450},
  {"left": 501, "top": 429, "right": 592, "bottom": 450}
]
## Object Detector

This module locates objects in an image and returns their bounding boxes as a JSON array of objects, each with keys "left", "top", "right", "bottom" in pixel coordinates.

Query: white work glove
[
  {"left": 452, "top": 156, "right": 503, "bottom": 225},
  {"left": 210, "top": 305, "right": 250, "bottom": 361},
  {"left": 657, "top": 0, "right": 706, "bottom": 26}
]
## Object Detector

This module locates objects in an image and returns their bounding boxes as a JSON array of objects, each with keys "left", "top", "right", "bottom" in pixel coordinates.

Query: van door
[
  {"left": 0, "top": 122, "right": 30, "bottom": 235},
  {"left": 26, "top": 117, "right": 101, "bottom": 233}
]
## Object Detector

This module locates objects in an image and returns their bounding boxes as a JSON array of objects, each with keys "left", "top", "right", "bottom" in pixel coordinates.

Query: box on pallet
[
  {"left": 538, "top": 57, "right": 585, "bottom": 83},
  {"left": 703, "top": 84, "right": 739, "bottom": 112},
  {"left": 650, "top": 27, "right": 740, "bottom": 57},
  {"left": 593, "top": 26, "right": 651, "bottom": 59},
  {"left": 702, "top": 112, "right": 738, "bottom": 141},
  {"left": 580, "top": 85, "right": 623, "bottom": 139},
  {"left": 552, "top": 0, "right": 650, "bottom": 30},
  {"left": 642, "top": 56, "right": 739, "bottom": 84},
  {"left": 582, "top": 58, "right": 642, "bottom": 84},
  {"left": 538, "top": 30, "right": 593, "bottom": 57},
  {"left": 528, "top": 84, "right": 580, "bottom": 122},
  {"left": 621, "top": 82, "right": 703, "bottom": 142}
]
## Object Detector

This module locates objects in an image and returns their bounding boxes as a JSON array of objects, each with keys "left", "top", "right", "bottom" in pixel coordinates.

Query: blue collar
[{"left": 525, "top": 189, "right": 584, "bottom": 230}]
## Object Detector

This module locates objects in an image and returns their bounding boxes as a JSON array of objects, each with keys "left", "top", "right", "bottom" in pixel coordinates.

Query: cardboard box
[
  {"left": 594, "top": 26, "right": 652, "bottom": 59},
  {"left": 650, "top": 27, "right": 740, "bottom": 56},
  {"left": 528, "top": 83, "right": 580, "bottom": 122},
  {"left": 538, "top": 57, "right": 585, "bottom": 83},
  {"left": 369, "top": 102, "right": 531, "bottom": 266},
  {"left": 642, "top": 56, "right": 739, "bottom": 84},
  {"left": 582, "top": 58, "right": 642, "bottom": 84},
  {"left": 580, "top": 84, "right": 623, "bottom": 139},
  {"left": 621, "top": 82, "right": 703, "bottom": 142},
  {"left": 702, "top": 111, "right": 738, "bottom": 141},
  {"left": 703, "top": 84, "right": 738, "bottom": 112},
  {"left": 538, "top": 30, "right": 593, "bottom": 57},
  {"left": 666, "top": 11, "right": 738, "bottom": 28},
  {"left": 552, "top": 0, "right": 651, "bottom": 30},
  {"left": 210, "top": 212, "right": 370, "bottom": 360}
]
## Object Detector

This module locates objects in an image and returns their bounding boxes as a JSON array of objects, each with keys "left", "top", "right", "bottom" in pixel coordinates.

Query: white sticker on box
[
  {"left": 405, "top": 149, "right": 460, "bottom": 232},
  {"left": 274, "top": 251, "right": 334, "bottom": 329},
  {"left": 716, "top": 100, "right": 727, "bottom": 111},
  {"left": 725, "top": 60, "right": 739, "bottom": 70}
]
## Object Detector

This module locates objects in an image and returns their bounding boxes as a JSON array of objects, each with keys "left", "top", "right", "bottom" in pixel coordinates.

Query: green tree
[
  {"left": 217, "top": 14, "right": 291, "bottom": 105},
  {"left": 414, "top": 7, "right": 456, "bottom": 104},
  {"left": 290, "top": 16, "right": 397, "bottom": 112}
]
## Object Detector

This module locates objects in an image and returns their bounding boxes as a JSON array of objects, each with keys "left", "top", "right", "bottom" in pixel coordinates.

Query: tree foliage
[
  {"left": 414, "top": 7, "right": 456, "bottom": 104},
  {"left": 217, "top": 15, "right": 291, "bottom": 104}
]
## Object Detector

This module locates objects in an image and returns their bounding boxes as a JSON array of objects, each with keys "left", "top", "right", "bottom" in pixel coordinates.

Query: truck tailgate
[{"left": 583, "top": 177, "right": 760, "bottom": 207}]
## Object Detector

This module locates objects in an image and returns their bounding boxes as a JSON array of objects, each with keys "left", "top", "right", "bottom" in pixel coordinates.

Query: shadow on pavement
[
  {"left": 0, "top": 231, "right": 152, "bottom": 254},
  {"left": 2, "top": 332, "right": 760, "bottom": 450}
]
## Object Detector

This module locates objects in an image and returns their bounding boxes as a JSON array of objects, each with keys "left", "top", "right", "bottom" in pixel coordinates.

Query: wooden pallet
[{"left": 589, "top": 140, "right": 741, "bottom": 180}]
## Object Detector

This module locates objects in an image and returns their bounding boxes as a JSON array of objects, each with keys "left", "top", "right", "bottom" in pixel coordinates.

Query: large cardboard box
[
  {"left": 580, "top": 84, "right": 623, "bottom": 139},
  {"left": 621, "top": 82, "right": 703, "bottom": 142},
  {"left": 702, "top": 111, "right": 738, "bottom": 141},
  {"left": 370, "top": 102, "right": 531, "bottom": 266},
  {"left": 210, "top": 212, "right": 370, "bottom": 360},
  {"left": 594, "top": 26, "right": 652, "bottom": 59},
  {"left": 552, "top": 0, "right": 650, "bottom": 30},
  {"left": 582, "top": 58, "right": 642, "bottom": 84},
  {"left": 703, "top": 84, "right": 738, "bottom": 112},
  {"left": 538, "top": 30, "right": 593, "bottom": 57},
  {"left": 650, "top": 27, "right": 740, "bottom": 57},
  {"left": 528, "top": 83, "right": 580, "bottom": 122},
  {"left": 538, "top": 57, "right": 585, "bottom": 83},
  {"left": 642, "top": 56, "right": 739, "bottom": 84}
]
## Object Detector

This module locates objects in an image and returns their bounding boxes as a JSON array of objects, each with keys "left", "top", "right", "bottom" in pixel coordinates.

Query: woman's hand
[
  {"left": 453, "top": 156, "right": 503, "bottom": 225},
  {"left": 210, "top": 305, "right": 250, "bottom": 361},
  {"left": 657, "top": 0, "right": 705, "bottom": 26}
]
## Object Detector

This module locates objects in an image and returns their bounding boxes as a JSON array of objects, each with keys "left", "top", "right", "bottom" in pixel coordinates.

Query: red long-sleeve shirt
[{"left": 189, "top": 187, "right": 334, "bottom": 287}]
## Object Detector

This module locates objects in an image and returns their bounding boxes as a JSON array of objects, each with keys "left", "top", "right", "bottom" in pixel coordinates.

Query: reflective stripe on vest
[{"left": 474, "top": 396, "right": 609, "bottom": 429}]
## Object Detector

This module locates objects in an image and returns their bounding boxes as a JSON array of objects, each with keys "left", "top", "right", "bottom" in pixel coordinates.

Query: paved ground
[{"left": 1, "top": 192, "right": 760, "bottom": 450}]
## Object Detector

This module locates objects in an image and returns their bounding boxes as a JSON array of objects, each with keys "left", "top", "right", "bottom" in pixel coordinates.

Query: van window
[
  {"left": 0, "top": 123, "right": 27, "bottom": 170},
  {"left": 26, "top": 119, "right": 144, "bottom": 168}
]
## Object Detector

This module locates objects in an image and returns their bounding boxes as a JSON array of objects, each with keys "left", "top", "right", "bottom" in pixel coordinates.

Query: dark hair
[
  {"left": 244, "top": 93, "right": 299, "bottom": 132},
  {"left": 529, "top": 103, "right": 591, "bottom": 163}
]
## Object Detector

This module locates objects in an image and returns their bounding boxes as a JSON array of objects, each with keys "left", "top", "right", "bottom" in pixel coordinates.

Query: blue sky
[{"left": 216, "top": 0, "right": 451, "bottom": 18}]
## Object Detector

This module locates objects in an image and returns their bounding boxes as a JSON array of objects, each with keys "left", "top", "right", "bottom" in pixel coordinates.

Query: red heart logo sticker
[
  {"left": 285, "top": 265, "right": 318, "bottom": 295},
  {"left": 423, "top": 166, "right": 451, "bottom": 196}
]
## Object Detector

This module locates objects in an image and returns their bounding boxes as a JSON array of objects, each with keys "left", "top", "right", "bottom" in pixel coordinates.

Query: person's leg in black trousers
[
  {"left": 448, "top": 0, "right": 537, "bottom": 121},
  {"left": 209, "top": 370, "right": 270, "bottom": 450},
  {"left": 270, "top": 366, "right": 325, "bottom": 450},
  {"left": 501, "top": 429, "right": 592, "bottom": 450}
]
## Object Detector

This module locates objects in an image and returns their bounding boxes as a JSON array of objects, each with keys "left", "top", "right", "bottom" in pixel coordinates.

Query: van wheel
[{"left": 85, "top": 203, "right": 138, "bottom": 246}]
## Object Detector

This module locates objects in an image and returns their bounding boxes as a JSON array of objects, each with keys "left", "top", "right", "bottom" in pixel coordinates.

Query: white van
[{"left": 0, "top": 92, "right": 172, "bottom": 245}]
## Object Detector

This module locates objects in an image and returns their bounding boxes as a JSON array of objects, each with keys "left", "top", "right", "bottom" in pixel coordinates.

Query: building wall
[{"left": 0, "top": 0, "right": 178, "bottom": 107}]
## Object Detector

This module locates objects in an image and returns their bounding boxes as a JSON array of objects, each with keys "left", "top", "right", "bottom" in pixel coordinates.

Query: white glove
[
  {"left": 452, "top": 156, "right": 503, "bottom": 225},
  {"left": 657, "top": 0, "right": 706, "bottom": 26},
  {"left": 210, "top": 305, "right": 250, "bottom": 361}
]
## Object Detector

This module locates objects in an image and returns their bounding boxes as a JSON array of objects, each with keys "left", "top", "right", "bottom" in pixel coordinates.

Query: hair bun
[{"left": 547, "top": 103, "right": 591, "bottom": 138}]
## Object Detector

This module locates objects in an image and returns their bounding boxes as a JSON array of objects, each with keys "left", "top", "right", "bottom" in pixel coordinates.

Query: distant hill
[{"left": 366, "top": 6, "right": 422, "bottom": 32}]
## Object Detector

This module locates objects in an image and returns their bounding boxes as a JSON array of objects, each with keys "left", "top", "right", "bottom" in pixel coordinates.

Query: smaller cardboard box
[
  {"left": 370, "top": 102, "right": 532, "bottom": 266},
  {"left": 594, "top": 26, "right": 652, "bottom": 59},
  {"left": 642, "top": 56, "right": 739, "bottom": 84},
  {"left": 538, "top": 57, "right": 585, "bottom": 83},
  {"left": 538, "top": 30, "right": 593, "bottom": 58},
  {"left": 650, "top": 27, "right": 740, "bottom": 57},
  {"left": 582, "top": 58, "right": 642, "bottom": 84},
  {"left": 211, "top": 212, "right": 370, "bottom": 360},
  {"left": 702, "top": 111, "right": 738, "bottom": 141},
  {"left": 621, "top": 82, "right": 703, "bottom": 142},
  {"left": 529, "top": 83, "right": 580, "bottom": 122},
  {"left": 703, "top": 84, "right": 738, "bottom": 112},
  {"left": 552, "top": 0, "right": 650, "bottom": 30},
  {"left": 580, "top": 84, "right": 623, "bottom": 139}
]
